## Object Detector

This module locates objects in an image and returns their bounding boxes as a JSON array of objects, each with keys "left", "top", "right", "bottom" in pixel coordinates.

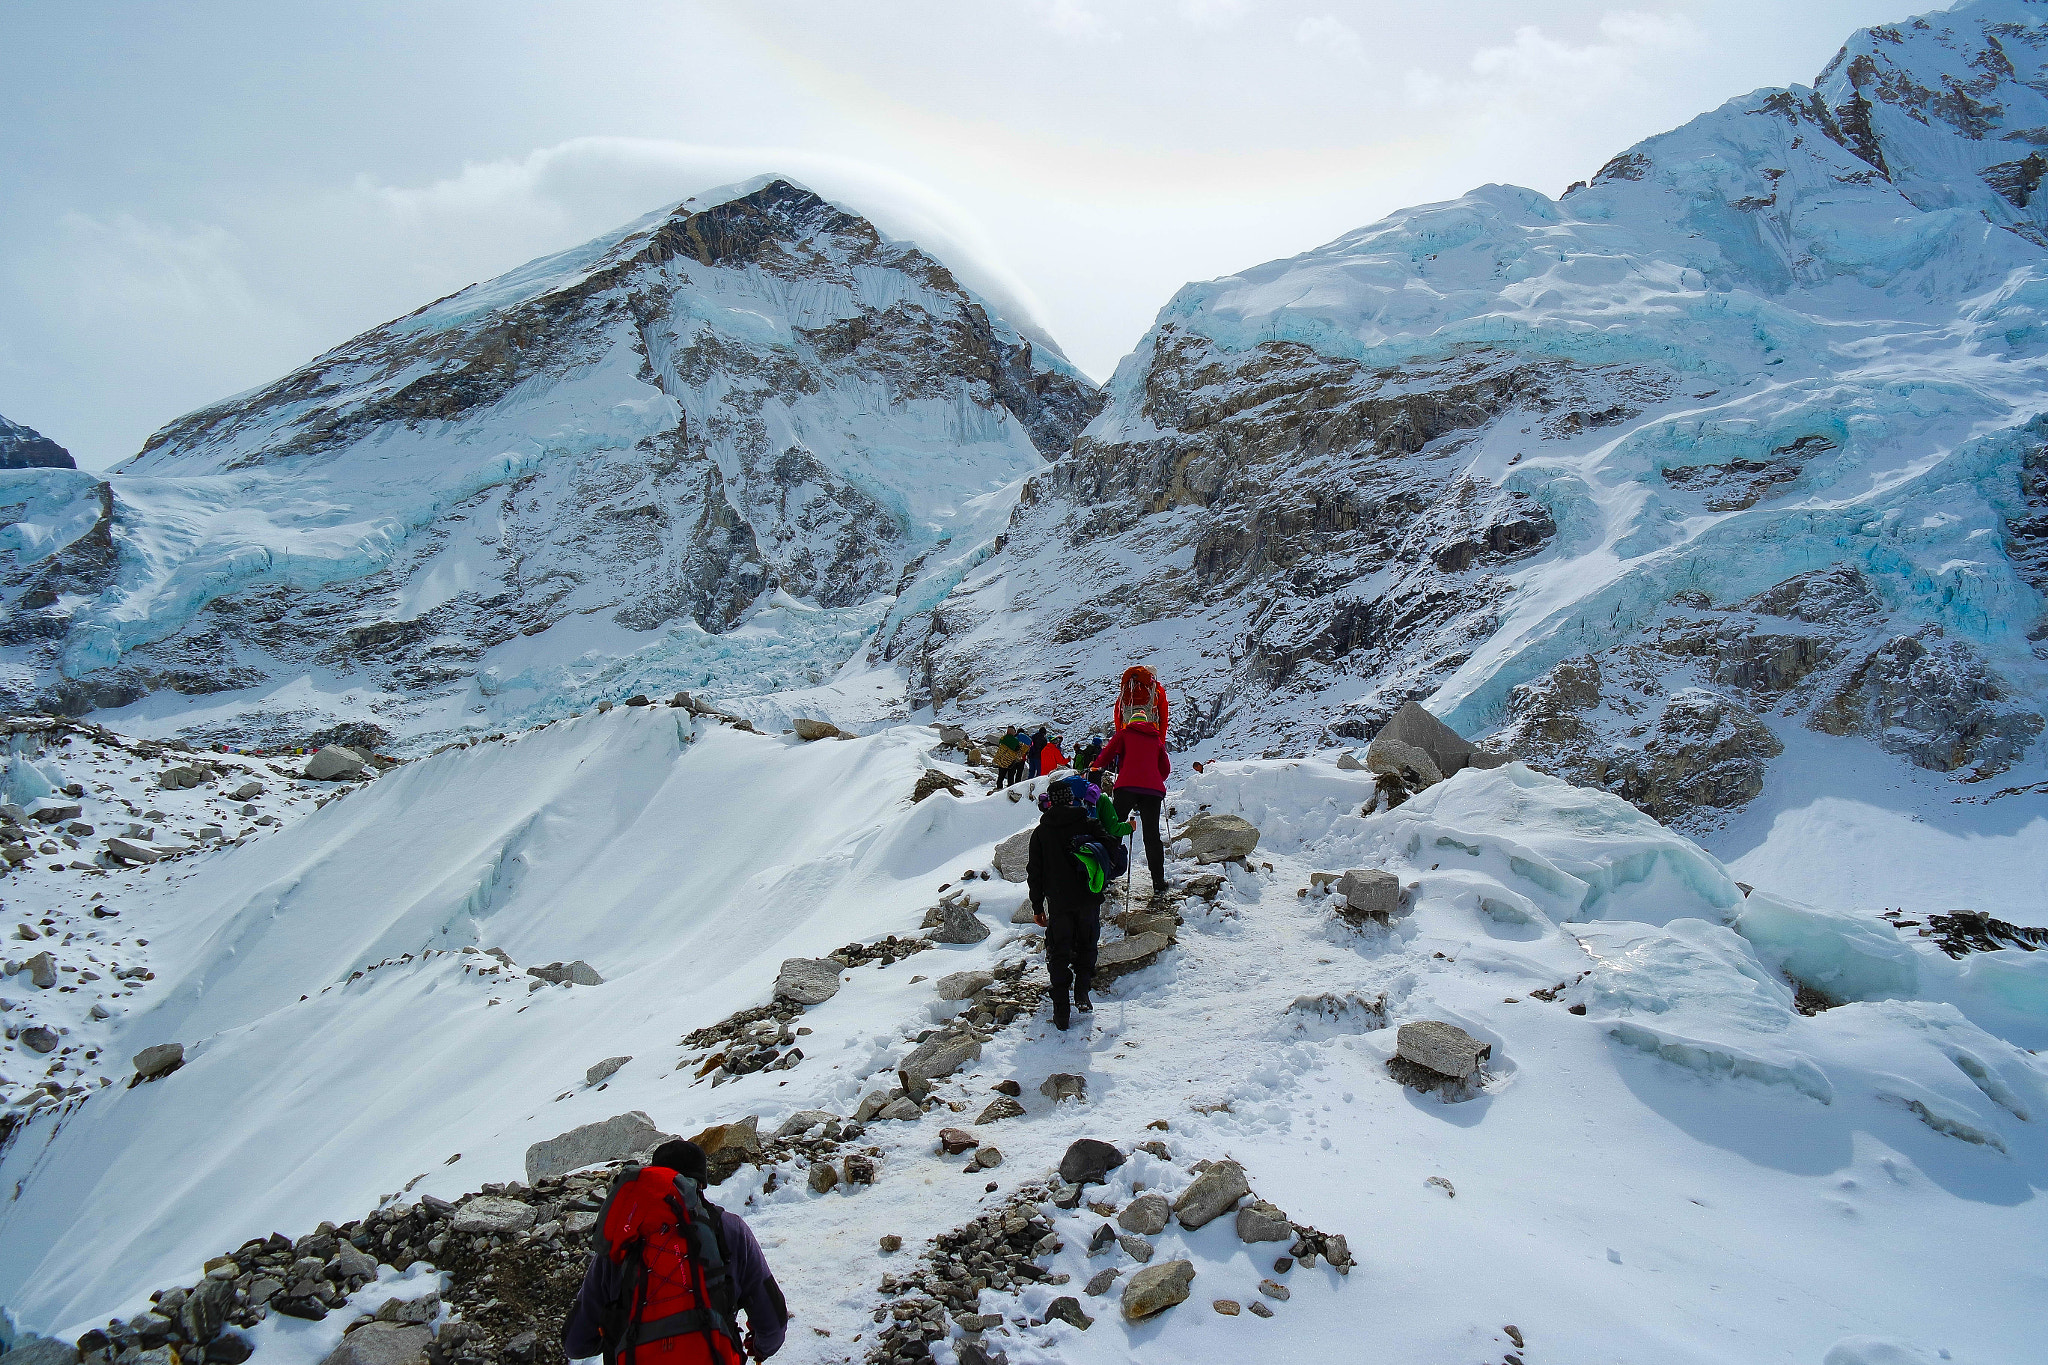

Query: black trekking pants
[
  {"left": 1043, "top": 896, "right": 1101, "bottom": 1001},
  {"left": 1114, "top": 789, "right": 1166, "bottom": 891}
]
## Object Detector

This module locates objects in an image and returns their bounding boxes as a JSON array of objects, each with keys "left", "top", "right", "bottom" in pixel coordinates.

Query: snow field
[
  {"left": 0, "top": 724, "right": 346, "bottom": 1113},
  {"left": 3, "top": 721, "right": 2043, "bottom": 1364}
]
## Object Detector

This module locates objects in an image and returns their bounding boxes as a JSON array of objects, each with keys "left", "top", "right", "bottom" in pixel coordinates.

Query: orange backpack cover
[{"left": 1113, "top": 666, "right": 1169, "bottom": 733}]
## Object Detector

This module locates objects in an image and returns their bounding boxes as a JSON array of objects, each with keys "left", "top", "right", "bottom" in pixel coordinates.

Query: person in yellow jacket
[{"left": 993, "top": 725, "right": 1027, "bottom": 789}]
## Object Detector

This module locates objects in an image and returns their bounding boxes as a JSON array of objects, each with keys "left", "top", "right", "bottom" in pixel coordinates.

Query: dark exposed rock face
[
  {"left": 1811, "top": 628, "right": 2043, "bottom": 774},
  {"left": 1495, "top": 563, "right": 2042, "bottom": 826},
  {"left": 0, "top": 415, "right": 78, "bottom": 470},
  {"left": 901, "top": 336, "right": 1649, "bottom": 756}
]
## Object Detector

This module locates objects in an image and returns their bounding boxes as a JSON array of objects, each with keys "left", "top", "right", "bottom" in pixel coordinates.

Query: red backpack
[
  {"left": 590, "top": 1165, "right": 745, "bottom": 1365},
  {"left": 1113, "top": 665, "right": 1169, "bottom": 733}
]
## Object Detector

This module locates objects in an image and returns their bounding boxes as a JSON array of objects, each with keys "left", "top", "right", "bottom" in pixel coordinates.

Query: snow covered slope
[
  {"left": 2, "top": 720, "right": 2043, "bottom": 1365},
  {"left": 908, "top": 0, "right": 2048, "bottom": 830},
  {"left": 0, "top": 179, "right": 1098, "bottom": 747}
]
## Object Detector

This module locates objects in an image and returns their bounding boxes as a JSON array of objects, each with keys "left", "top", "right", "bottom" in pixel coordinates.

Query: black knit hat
[{"left": 650, "top": 1139, "right": 708, "bottom": 1182}]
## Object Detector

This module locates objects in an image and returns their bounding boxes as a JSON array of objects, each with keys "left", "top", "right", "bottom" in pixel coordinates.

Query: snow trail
[{"left": 4, "top": 716, "right": 2042, "bottom": 1365}]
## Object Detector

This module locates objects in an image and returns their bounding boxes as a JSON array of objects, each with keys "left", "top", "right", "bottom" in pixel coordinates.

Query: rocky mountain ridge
[
  {"left": 0, "top": 179, "right": 1099, "bottom": 745},
  {"left": 895, "top": 0, "right": 2048, "bottom": 828}
]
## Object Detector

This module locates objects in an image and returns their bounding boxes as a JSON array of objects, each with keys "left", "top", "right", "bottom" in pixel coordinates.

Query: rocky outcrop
[
  {"left": 1120, "top": 1260, "right": 1195, "bottom": 1320},
  {"left": 773, "top": 957, "right": 842, "bottom": 1005},
  {"left": 1494, "top": 563, "right": 2041, "bottom": 826},
  {"left": 0, "top": 415, "right": 77, "bottom": 470},
  {"left": 904, "top": 341, "right": 1617, "bottom": 753},
  {"left": 1811, "top": 628, "right": 2042, "bottom": 775},
  {"left": 523, "top": 1111, "right": 671, "bottom": 1182},
  {"left": 1176, "top": 812, "right": 1259, "bottom": 864}
]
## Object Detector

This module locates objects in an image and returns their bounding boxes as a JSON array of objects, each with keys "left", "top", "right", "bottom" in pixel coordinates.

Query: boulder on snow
[
  {"left": 774, "top": 957, "right": 843, "bottom": 1005},
  {"left": 936, "top": 969, "right": 995, "bottom": 1001},
  {"left": 180, "top": 1272, "right": 238, "bottom": 1344},
  {"left": 687, "top": 1116, "right": 762, "bottom": 1184},
  {"left": 1172, "top": 1159, "right": 1249, "bottom": 1229},
  {"left": 525, "top": 1110, "right": 672, "bottom": 1182},
  {"left": 450, "top": 1196, "right": 536, "bottom": 1235},
  {"left": 993, "top": 829, "right": 1032, "bottom": 882},
  {"left": 159, "top": 766, "right": 206, "bottom": 790},
  {"left": 528, "top": 960, "right": 603, "bottom": 986},
  {"left": 1039, "top": 1073, "right": 1086, "bottom": 1103},
  {"left": 912, "top": 770, "right": 965, "bottom": 803},
  {"left": 1334, "top": 868, "right": 1402, "bottom": 920},
  {"left": 585, "top": 1055, "right": 631, "bottom": 1086},
  {"left": 976, "top": 1095, "right": 1026, "bottom": 1124},
  {"left": 1235, "top": 1199, "right": 1292, "bottom": 1242},
  {"left": 1396, "top": 1020, "right": 1491, "bottom": 1082},
  {"left": 899, "top": 1029, "right": 982, "bottom": 1098},
  {"left": 1369, "top": 701, "right": 1508, "bottom": 782},
  {"left": 319, "top": 1322, "right": 432, "bottom": 1365},
  {"left": 926, "top": 900, "right": 989, "bottom": 944},
  {"left": 132, "top": 1041, "right": 185, "bottom": 1080},
  {"left": 304, "top": 745, "right": 367, "bottom": 781},
  {"left": 1365, "top": 735, "right": 1442, "bottom": 787},
  {"left": 372, "top": 1295, "right": 439, "bottom": 1326},
  {"left": 1176, "top": 812, "right": 1259, "bottom": 864},
  {"left": 25, "top": 949, "right": 57, "bottom": 987},
  {"left": 1095, "top": 931, "right": 1171, "bottom": 981},
  {"left": 936, "top": 724, "right": 971, "bottom": 749},
  {"left": 1118, "top": 1192, "right": 1170, "bottom": 1236},
  {"left": 791, "top": 718, "right": 842, "bottom": 741},
  {"left": 104, "top": 837, "right": 162, "bottom": 864},
  {"left": 20, "top": 1025, "right": 59, "bottom": 1053},
  {"left": 1058, "top": 1138, "right": 1125, "bottom": 1186},
  {"left": 1121, "top": 1260, "right": 1195, "bottom": 1320},
  {"left": 774, "top": 1109, "right": 838, "bottom": 1139},
  {"left": 1335, "top": 750, "right": 1366, "bottom": 771},
  {"left": 230, "top": 780, "right": 264, "bottom": 800}
]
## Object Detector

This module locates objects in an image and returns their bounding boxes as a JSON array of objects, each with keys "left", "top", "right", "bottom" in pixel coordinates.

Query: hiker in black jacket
[{"left": 1026, "top": 776, "right": 1111, "bottom": 1031}]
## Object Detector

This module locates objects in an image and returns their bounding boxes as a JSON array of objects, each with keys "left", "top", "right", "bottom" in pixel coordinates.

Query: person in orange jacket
[{"left": 1040, "top": 735, "right": 1067, "bottom": 774}]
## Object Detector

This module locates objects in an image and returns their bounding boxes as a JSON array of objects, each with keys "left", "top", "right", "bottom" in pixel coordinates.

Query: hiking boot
[
  {"left": 1073, "top": 988, "right": 1093, "bottom": 1014},
  {"left": 1053, "top": 996, "right": 1071, "bottom": 1031}
]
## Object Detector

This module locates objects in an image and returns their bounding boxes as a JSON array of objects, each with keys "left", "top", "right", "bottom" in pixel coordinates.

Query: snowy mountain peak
[
  {"left": 909, "top": 0, "right": 2048, "bottom": 839},
  {"left": 2, "top": 179, "right": 1100, "bottom": 742}
]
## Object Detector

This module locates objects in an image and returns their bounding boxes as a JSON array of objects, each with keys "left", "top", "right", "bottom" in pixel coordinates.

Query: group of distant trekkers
[
  {"left": 551, "top": 667, "right": 1178, "bottom": 1365},
  {"left": 991, "top": 723, "right": 1085, "bottom": 787}
]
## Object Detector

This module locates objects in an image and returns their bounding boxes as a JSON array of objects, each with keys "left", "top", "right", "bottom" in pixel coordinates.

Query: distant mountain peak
[{"left": 0, "top": 414, "right": 77, "bottom": 470}]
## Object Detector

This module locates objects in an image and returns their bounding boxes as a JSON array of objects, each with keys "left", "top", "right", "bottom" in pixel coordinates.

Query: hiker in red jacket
[{"left": 1091, "top": 713, "right": 1171, "bottom": 900}]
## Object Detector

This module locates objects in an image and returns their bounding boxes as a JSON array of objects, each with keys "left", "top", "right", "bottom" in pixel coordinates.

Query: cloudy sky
[{"left": 5, "top": 0, "right": 1920, "bottom": 468}]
